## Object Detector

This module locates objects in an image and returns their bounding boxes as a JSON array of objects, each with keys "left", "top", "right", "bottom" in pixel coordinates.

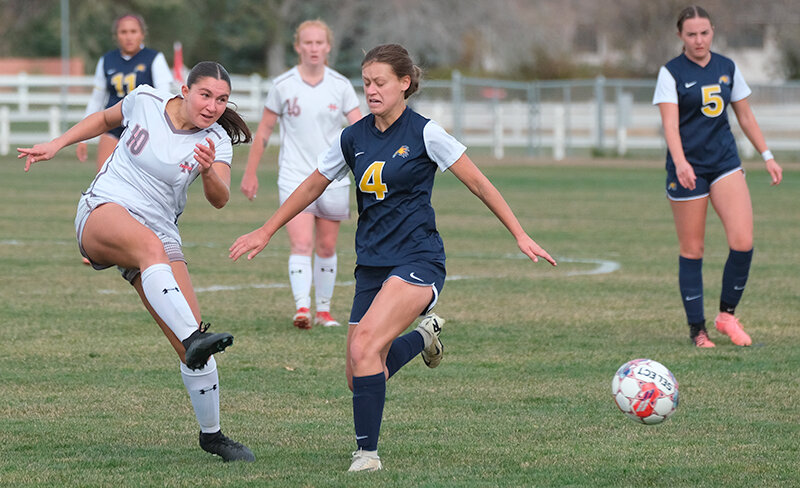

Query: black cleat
[
  {"left": 199, "top": 430, "right": 255, "bottom": 462},
  {"left": 182, "top": 322, "right": 234, "bottom": 370}
]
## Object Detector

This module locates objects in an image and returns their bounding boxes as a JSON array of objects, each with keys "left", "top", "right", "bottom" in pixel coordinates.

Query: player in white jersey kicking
[
  {"left": 241, "top": 19, "right": 362, "bottom": 330},
  {"left": 19, "top": 61, "right": 255, "bottom": 462}
]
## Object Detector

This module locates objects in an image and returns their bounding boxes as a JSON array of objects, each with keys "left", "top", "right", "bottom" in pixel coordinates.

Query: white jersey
[
  {"left": 80, "top": 85, "right": 232, "bottom": 243},
  {"left": 264, "top": 66, "right": 360, "bottom": 190}
]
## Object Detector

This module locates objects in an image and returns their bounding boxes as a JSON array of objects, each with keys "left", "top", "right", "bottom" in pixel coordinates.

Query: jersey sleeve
[
  {"left": 317, "top": 130, "right": 349, "bottom": 182},
  {"left": 213, "top": 134, "right": 233, "bottom": 166},
  {"left": 151, "top": 52, "right": 174, "bottom": 93},
  {"left": 264, "top": 81, "right": 283, "bottom": 114},
  {"left": 83, "top": 58, "right": 109, "bottom": 117},
  {"left": 423, "top": 121, "right": 467, "bottom": 172},
  {"left": 730, "top": 63, "right": 752, "bottom": 102},
  {"left": 652, "top": 66, "right": 678, "bottom": 105},
  {"left": 341, "top": 80, "right": 360, "bottom": 114}
]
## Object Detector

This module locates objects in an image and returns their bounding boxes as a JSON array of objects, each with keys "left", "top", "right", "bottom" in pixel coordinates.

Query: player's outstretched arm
[
  {"left": 230, "top": 169, "right": 332, "bottom": 261},
  {"left": 18, "top": 103, "right": 123, "bottom": 172},
  {"left": 448, "top": 154, "right": 557, "bottom": 266}
]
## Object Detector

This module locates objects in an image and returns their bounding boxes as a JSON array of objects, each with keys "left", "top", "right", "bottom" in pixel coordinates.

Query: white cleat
[
  {"left": 417, "top": 313, "right": 445, "bottom": 368},
  {"left": 348, "top": 449, "right": 382, "bottom": 472}
]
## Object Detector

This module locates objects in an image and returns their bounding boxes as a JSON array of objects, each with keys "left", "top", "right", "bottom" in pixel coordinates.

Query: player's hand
[
  {"left": 229, "top": 226, "right": 271, "bottom": 261},
  {"left": 76, "top": 142, "right": 88, "bottom": 162},
  {"left": 194, "top": 137, "right": 216, "bottom": 173},
  {"left": 17, "top": 141, "right": 60, "bottom": 172},
  {"left": 675, "top": 162, "right": 697, "bottom": 191},
  {"left": 240, "top": 171, "right": 259, "bottom": 200},
  {"left": 517, "top": 235, "right": 557, "bottom": 267},
  {"left": 765, "top": 158, "right": 782, "bottom": 186}
]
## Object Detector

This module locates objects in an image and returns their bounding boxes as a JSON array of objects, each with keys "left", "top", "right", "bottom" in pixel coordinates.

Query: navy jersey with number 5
[
  {"left": 653, "top": 52, "right": 752, "bottom": 172},
  {"left": 318, "top": 107, "right": 466, "bottom": 267}
]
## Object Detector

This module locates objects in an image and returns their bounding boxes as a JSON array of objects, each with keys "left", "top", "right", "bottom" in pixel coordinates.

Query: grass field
[{"left": 1, "top": 151, "right": 798, "bottom": 487}]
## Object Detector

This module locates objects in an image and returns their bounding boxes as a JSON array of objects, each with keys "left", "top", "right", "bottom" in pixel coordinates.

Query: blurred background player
[
  {"left": 240, "top": 19, "right": 362, "bottom": 330},
  {"left": 19, "top": 61, "right": 254, "bottom": 462},
  {"left": 230, "top": 43, "right": 556, "bottom": 472},
  {"left": 653, "top": 6, "right": 783, "bottom": 348},
  {"left": 76, "top": 13, "right": 173, "bottom": 171}
]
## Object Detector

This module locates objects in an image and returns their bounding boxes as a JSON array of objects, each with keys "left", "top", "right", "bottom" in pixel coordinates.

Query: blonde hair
[{"left": 294, "top": 19, "right": 333, "bottom": 46}]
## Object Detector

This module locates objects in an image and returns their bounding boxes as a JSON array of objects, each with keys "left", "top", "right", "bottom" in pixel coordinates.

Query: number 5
[{"left": 701, "top": 85, "right": 724, "bottom": 118}]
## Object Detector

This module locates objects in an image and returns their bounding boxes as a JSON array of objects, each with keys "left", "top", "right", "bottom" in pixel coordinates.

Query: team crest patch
[
  {"left": 392, "top": 145, "right": 410, "bottom": 158},
  {"left": 135, "top": 64, "right": 146, "bottom": 72},
  {"left": 718, "top": 75, "right": 730, "bottom": 85},
  {"left": 668, "top": 181, "right": 677, "bottom": 191}
]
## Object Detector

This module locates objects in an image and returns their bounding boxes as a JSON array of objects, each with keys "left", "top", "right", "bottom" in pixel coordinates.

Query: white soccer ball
[{"left": 611, "top": 358, "right": 679, "bottom": 425}]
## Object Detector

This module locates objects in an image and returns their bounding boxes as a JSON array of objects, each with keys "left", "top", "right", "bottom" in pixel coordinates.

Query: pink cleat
[
  {"left": 314, "top": 311, "right": 341, "bottom": 327},
  {"left": 714, "top": 312, "right": 752, "bottom": 346},
  {"left": 692, "top": 330, "right": 715, "bottom": 348},
  {"left": 293, "top": 307, "right": 312, "bottom": 330}
]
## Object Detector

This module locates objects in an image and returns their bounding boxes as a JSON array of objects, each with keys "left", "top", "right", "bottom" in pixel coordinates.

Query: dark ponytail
[{"left": 186, "top": 61, "right": 252, "bottom": 145}]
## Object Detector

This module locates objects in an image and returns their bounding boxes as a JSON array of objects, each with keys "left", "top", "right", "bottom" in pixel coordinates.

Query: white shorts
[
  {"left": 75, "top": 194, "right": 186, "bottom": 283},
  {"left": 278, "top": 184, "right": 351, "bottom": 221}
]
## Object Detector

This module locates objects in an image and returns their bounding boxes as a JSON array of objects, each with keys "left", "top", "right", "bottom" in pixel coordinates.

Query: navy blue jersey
[
  {"left": 319, "top": 107, "right": 466, "bottom": 267},
  {"left": 653, "top": 52, "right": 751, "bottom": 172},
  {"left": 102, "top": 47, "right": 159, "bottom": 109}
]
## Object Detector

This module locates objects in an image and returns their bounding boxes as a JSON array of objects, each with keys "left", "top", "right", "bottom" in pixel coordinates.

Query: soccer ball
[{"left": 611, "top": 358, "right": 679, "bottom": 425}]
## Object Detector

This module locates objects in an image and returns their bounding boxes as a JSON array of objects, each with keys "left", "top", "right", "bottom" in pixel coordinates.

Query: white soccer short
[
  {"left": 278, "top": 183, "right": 351, "bottom": 221},
  {"left": 75, "top": 194, "right": 186, "bottom": 283}
]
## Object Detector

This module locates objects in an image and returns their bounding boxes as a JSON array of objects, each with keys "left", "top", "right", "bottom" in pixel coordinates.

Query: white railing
[{"left": 2, "top": 72, "right": 799, "bottom": 159}]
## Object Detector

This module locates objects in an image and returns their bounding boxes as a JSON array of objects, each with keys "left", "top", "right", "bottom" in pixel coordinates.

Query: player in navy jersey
[
  {"left": 241, "top": 19, "right": 362, "bottom": 330},
  {"left": 76, "top": 13, "right": 172, "bottom": 172},
  {"left": 653, "top": 6, "right": 782, "bottom": 348},
  {"left": 19, "top": 62, "right": 255, "bottom": 462},
  {"left": 230, "top": 44, "right": 556, "bottom": 472}
]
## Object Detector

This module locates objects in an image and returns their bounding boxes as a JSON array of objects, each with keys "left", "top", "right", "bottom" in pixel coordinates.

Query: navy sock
[
  {"left": 720, "top": 248, "right": 753, "bottom": 314},
  {"left": 352, "top": 372, "right": 386, "bottom": 452},
  {"left": 679, "top": 256, "right": 704, "bottom": 325},
  {"left": 385, "top": 331, "right": 424, "bottom": 379}
]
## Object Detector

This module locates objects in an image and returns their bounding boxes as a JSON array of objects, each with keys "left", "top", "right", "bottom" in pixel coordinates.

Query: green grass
[{"left": 1, "top": 151, "right": 798, "bottom": 487}]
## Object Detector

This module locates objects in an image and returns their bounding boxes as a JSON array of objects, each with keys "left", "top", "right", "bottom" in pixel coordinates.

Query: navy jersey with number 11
[{"left": 319, "top": 107, "right": 466, "bottom": 267}]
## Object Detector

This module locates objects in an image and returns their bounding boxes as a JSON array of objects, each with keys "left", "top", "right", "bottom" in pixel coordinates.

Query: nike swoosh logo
[
  {"left": 733, "top": 285, "right": 745, "bottom": 291},
  {"left": 356, "top": 435, "right": 369, "bottom": 440},
  {"left": 685, "top": 81, "right": 697, "bottom": 88},
  {"left": 409, "top": 272, "right": 424, "bottom": 282},
  {"left": 355, "top": 151, "right": 365, "bottom": 157},
  {"left": 684, "top": 295, "right": 702, "bottom": 301}
]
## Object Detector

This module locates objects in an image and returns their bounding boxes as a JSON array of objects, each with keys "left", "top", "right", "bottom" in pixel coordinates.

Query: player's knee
[
  {"left": 348, "top": 331, "right": 380, "bottom": 369},
  {"left": 679, "top": 243, "right": 704, "bottom": 260}
]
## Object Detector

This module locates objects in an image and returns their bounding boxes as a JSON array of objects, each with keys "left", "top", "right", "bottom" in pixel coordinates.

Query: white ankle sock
[
  {"left": 181, "top": 356, "right": 221, "bottom": 433},
  {"left": 288, "top": 254, "right": 312, "bottom": 309},
  {"left": 313, "top": 253, "right": 337, "bottom": 313}
]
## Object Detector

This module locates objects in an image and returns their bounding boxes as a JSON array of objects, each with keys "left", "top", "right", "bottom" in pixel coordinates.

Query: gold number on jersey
[
  {"left": 110, "top": 72, "right": 137, "bottom": 98},
  {"left": 701, "top": 85, "right": 724, "bottom": 118},
  {"left": 359, "top": 161, "right": 388, "bottom": 200}
]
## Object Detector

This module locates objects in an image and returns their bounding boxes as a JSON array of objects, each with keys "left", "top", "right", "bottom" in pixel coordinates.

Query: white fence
[{"left": 2, "top": 72, "right": 799, "bottom": 159}]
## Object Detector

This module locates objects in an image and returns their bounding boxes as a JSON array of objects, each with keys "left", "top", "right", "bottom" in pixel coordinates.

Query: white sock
[
  {"left": 140, "top": 263, "right": 196, "bottom": 341},
  {"left": 181, "top": 356, "right": 221, "bottom": 433},
  {"left": 288, "top": 254, "right": 312, "bottom": 310},
  {"left": 313, "top": 253, "right": 337, "bottom": 313}
]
